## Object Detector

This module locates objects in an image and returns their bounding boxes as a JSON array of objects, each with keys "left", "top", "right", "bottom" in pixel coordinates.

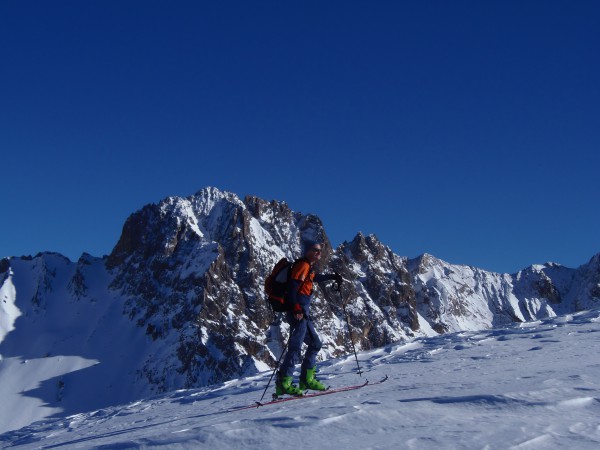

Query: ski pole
[
  {"left": 336, "top": 283, "right": 363, "bottom": 377},
  {"left": 258, "top": 330, "right": 291, "bottom": 403}
]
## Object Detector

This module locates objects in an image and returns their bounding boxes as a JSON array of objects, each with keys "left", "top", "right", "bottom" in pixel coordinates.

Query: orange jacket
[
  {"left": 290, "top": 259, "right": 315, "bottom": 296},
  {"left": 287, "top": 258, "right": 335, "bottom": 314}
]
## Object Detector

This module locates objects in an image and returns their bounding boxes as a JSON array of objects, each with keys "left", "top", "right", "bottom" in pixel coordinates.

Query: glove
[
  {"left": 333, "top": 272, "right": 343, "bottom": 285},
  {"left": 292, "top": 303, "right": 304, "bottom": 320}
]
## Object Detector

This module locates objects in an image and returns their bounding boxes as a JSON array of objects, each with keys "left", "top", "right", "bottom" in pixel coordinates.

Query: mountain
[{"left": 1, "top": 187, "right": 599, "bottom": 432}]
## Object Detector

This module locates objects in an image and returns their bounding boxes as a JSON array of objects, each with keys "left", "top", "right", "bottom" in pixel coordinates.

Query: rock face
[{"left": 1, "top": 187, "right": 599, "bottom": 399}]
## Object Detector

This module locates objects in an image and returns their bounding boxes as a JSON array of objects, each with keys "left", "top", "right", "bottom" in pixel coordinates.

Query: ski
[{"left": 228, "top": 375, "right": 388, "bottom": 412}]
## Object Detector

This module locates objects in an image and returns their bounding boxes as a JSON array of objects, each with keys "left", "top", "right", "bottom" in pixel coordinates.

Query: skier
[{"left": 275, "top": 240, "right": 343, "bottom": 396}]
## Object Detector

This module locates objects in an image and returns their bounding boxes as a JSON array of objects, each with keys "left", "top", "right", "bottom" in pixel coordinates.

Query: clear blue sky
[{"left": 1, "top": 1, "right": 599, "bottom": 274}]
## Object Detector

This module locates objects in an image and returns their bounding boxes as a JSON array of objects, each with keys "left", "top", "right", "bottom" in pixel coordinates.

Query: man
[{"left": 275, "top": 240, "right": 343, "bottom": 396}]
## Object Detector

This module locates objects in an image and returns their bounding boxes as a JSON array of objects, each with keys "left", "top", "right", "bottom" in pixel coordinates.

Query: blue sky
[{"left": 1, "top": 1, "right": 599, "bottom": 273}]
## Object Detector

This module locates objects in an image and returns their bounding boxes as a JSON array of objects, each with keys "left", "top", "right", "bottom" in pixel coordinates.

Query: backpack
[{"left": 264, "top": 258, "right": 294, "bottom": 312}]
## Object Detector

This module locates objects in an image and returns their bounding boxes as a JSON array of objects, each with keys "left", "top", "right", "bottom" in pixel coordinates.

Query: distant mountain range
[{"left": 1, "top": 187, "right": 599, "bottom": 413}]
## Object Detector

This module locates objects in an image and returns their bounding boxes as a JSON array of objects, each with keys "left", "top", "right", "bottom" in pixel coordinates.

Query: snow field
[{"left": 2, "top": 309, "right": 600, "bottom": 449}]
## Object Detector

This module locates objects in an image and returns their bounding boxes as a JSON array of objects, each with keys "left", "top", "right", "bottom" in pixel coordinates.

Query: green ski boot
[
  {"left": 299, "top": 367, "right": 327, "bottom": 391},
  {"left": 275, "top": 375, "right": 304, "bottom": 397}
]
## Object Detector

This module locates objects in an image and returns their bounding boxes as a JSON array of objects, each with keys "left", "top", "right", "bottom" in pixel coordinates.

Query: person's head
[{"left": 303, "top": 240, "right": 323, "bottom": 264}]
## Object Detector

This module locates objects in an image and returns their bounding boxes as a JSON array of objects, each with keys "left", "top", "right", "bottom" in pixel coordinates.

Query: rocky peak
[
  {"left": 586, "top": 252, "right": 600, "bottom": 274},
  {"left": 345, "top": 233, "right": 385, "bottom": 261},
  {"left": 567, "top": 251, "right": 600, "bottom": 309},
  {"left": 101, "top": 187, "right": 340, "bottom": 389},
  {"left": 409, "top": 253, "right": 437, "bottom": 274},
  {"left": 335, "top": 233, "right": 418, "bottom": 334}
]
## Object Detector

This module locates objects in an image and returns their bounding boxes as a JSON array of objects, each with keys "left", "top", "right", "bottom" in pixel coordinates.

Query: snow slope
[{"left": 2, "top": 309, "right": 599, "bottom": 449}]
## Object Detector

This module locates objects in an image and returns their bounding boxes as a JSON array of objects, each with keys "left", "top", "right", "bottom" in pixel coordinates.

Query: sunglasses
[{"left": 311, "top": 248, "right": 322, "bottom": 254}]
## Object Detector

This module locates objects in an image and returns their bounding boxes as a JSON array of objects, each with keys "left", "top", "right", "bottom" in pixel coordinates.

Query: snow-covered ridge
[{"left": 0, "top": 187, "right": 599, "bottom": 434}]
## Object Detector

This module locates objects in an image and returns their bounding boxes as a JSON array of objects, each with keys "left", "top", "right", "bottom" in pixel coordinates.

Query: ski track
[{"left": 1, "top": 310, "right": 600, "bottom": 449}]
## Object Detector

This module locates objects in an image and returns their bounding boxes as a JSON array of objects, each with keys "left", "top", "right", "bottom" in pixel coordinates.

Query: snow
[
  {"left": 2, "top": 309, "right": 600, "bottom": 449},
  {"left": 0, "top": 356, "right": 98, "bottom": 433},
  {"left": 0, "top": 272, "right": 20, "bottom": 343}
]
